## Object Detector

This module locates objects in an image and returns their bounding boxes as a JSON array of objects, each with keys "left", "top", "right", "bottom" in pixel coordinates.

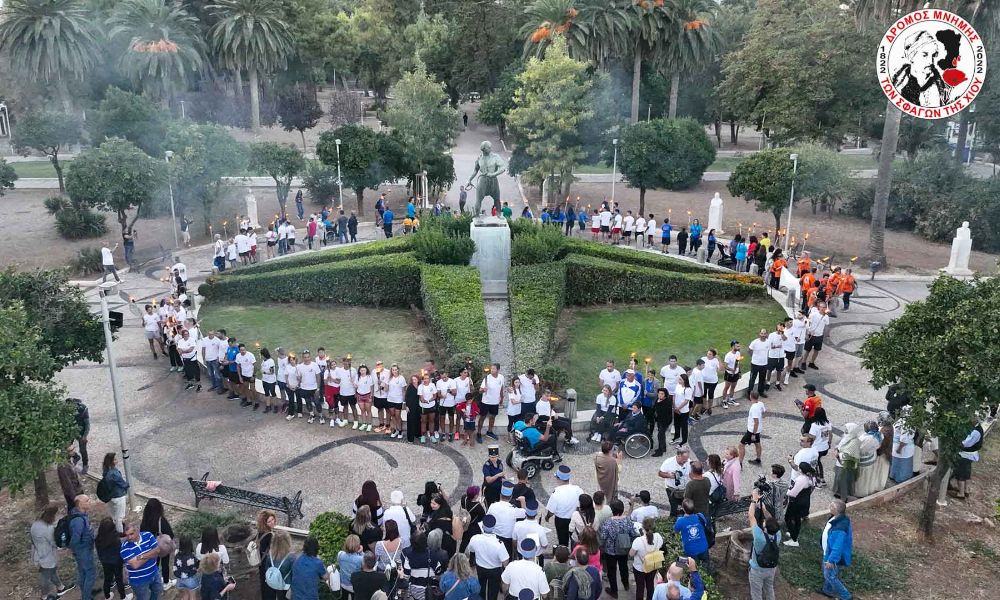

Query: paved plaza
[{"left": 59, "top": 249, "right": 931, "bottom": 525}]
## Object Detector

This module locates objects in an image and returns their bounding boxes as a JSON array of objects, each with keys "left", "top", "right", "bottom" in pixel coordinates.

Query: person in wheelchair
[
  {"left": 534, "top": 392, "right": 579, "bottom": 446},
  {"left": 513, "top": 414, "right": 561, "bottom": 461},
  {"left": 608, "top": 402, "right": 648, "bottom": 445}
]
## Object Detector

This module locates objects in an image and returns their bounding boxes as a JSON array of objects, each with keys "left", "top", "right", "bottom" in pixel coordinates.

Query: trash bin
[{"left": 563, "top": 388, "right": 578, "bottom": 421}]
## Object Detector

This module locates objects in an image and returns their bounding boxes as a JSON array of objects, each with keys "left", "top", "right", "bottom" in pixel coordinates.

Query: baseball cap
[
  {"left": 524, "top": 499, "right": 539, "bottom": 517},
  {"left": 519, "top": 538, "right": 538, "bottom": 559},
  {"left": 555, "top": 465, "right": 572, "bottom": 481},
  {"left": 482, "top": 514, "right": 497, "bottom": 532},
  {"left": 518, "top": 590, "right": 534, "bottom": 600},
  {"left": 276, "top": 347, "right": 286, "bottom": 357},
  {"left": 803, "top": 384, "right": 817, "bottom": 392},
  {"left": 501, "top": 482, "right": 514, "bottom": 497}
]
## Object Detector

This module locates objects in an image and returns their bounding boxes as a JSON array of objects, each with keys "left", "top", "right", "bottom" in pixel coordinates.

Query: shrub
[
  {"left": 509, "top": 263, "right": 566, "bottom": 370},
  {"left": 711, "top": 273, "right": 764, "bottom": 285},
  {"left": 537, "top": 365, "right": 568, "bottom": 392},
  {"left": 420, "top": 264, "right": 490, "bottom": 364},
  {"left": 55, "top": 205, "right": 108, "bottom": 240},
  {"left": 653, "top": 517, "right": 724, "bottom": 600},
  {"left": 174, "top": 510, "right": 246, "bottom": 540},
  {"left": 221, "top": 236, "right": 413, "bottom": 277},
  {"left": 563, "top": 254, "right": 764, "bottom": 305},
  {"left": 44, "top": 196, "right": 71, "bottom": 215},
  {"left": 560, "top": 238, "right": 716, "bottom": 274},
  {"left": 421, "top": 212, "right": 474, "bottom": 238},
  {"left": 444, "top": 354, "right": 487, "bottom": 381},
  {"left": 71, "top": 247, "right": 104, "bottom": 275},
  {"left": 511, "top": 225, "right": 565, "bottom": 266},
  {"left": 310, "top": 511, "right": 352, "bottom": 564},
  {"left": 199, "top": 253, "right": 421, "bottom": 307},
  {"left": 302, "top": 161, "right": 340, "bottom": 206},
  {"left": 412, "top": 228, "right": 476, "bottom": 265}
]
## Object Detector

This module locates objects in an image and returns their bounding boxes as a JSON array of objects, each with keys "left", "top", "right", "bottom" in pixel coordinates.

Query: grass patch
[
  {"left": 967, "top": 539, "right": 1000, "bottom": 562},
  {"left": 510, "top": 262, "right": 566, "bottom": 372},
  {"left": 560, "top": 303, "right": 787, "bottom": 406},
  {"left": 779, "top": 525, "right": 910, "bottom": 594},
  {"left": 12, "top": 161, "right": 62, "bottom": 178},
  {"left": 197, "top": 302, "right": 432, "bottom": 376}
]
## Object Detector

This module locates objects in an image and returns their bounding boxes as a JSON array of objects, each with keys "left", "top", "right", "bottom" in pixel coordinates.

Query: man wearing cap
[
  {"left": 467, "top": 514, "right": 510, "bottom": 600},
  {"left": 800, "top": 384, "right": 822, "bottom": 420},
  {"left": 488, "top": 482, "right": 527, "bottom": 555},
  {"left": 383, "top": 490, "right": 418, "bottom": 549},
  {"left": 617, "top": 370, "right": 642, "bottom": 418},
  {"left": 545, "top": 465, "right": 584, "bottom": 546},
  {"left": 501, "top": 539, "right": 549, "bottom": 600},
  {"left": 483, "top": 446, "right": 506, "bottom": 505},
  {"left": 512, "top": 500, "right": 549, "bottom": 565}
]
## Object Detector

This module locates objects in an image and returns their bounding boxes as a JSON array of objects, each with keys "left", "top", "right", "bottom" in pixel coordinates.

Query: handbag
[
  {"left": 156, "top": 534, "right": 176, "bottom": 558},
  {"left": 431, "top": 578, "right": 461, "bottom": 600},
  {"left": 425, "top": 551, "right": 448, "bottom": 600},
  {"left": 326, "top": 565, "right": 341, "bottom": 591},
  {"left": 246, "top": 539, "right": 261, "bottom": 567}
]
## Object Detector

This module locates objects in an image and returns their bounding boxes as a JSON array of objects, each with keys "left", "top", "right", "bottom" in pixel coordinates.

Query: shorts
[
  {"left": 591, "top": 226, "right": 600, "bottom": 233},
  {"left": 419, "top": 405, "right": 436, "bottom": 414},
  {"left": 795, "top": 343, "right": 805, "bottom": 357},
  {"left": 724, "top": 372, "right": 740, "bottom": 383},
  {"left": 741, "top": 431, "right": 761, "bottom": 445},
  {"left": 175, "top": 576, "right": 200, "bottom": 591},
  {"left": 692, "top": 396, "right": 705, "bottom": 405},
  {"left": 388, "top": 400, "right": 403, "bottom": 410},
  {"left": 439, "top": 406, "right": 456, "bottom": 416},
  {"left": 804, "top": 336, "right": 824, "bottom": 352},
  {"left": 601, "top": 225, "right": 610, "bottom": 233},
  {"left": 373, "top": 396, "right": 389, "bottom": 410},
  {"left": 464, "top": 420, "right": 476, "bottom": 431},
  {"left": 635, "top": 231, "right": 643, "bottom": 238},
  {"left": 144, "top": 330, "right": 157, "bottom": 340},
  {"left": 662, "top": 237, "right": 670, "bottom": 245},
  {"left": 357, "top": 392, "right": 373, "bottom": 404},
  {"left": 239, "top": 251, "right": 249, "bottom": 258},
  {"left": 785, "top": 350, "right": 796, "bottom": 365},
  {"left": 226, "top": 370, "right": 240, "bottom": 383},
  {"left": 954, "top": 457, "right": 974, "bottom": 481},
  {"left": 339, "top": 394, "right": 357, "bottom": 407},
  {"left": 480, "top": 403, "right": 500, "bottom": 416},
  {"left": 612, "top": 227, "right": 621, "bottom": 234},
  {"left": 267, "top": 241, "right": 276, "bottom": 247},
  {"left": 767, "top": 357, "right": 784, "bottom": 371},
  {"left": 324, "top": 387, "right": 337, "bottom": 406}
]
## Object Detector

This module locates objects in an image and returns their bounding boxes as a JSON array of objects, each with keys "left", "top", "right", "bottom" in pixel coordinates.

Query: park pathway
[
  {"left": 483, "top": 298, "right": 516, "bottom": 378},
  {"left": 444, "top": 103, "right": 526, "bottom": 214}
]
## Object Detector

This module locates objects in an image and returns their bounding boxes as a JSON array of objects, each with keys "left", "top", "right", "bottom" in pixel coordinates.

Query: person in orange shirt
[
  {"left": 806, "top": 285, "right": 821, "bottom": 309},
  {"left": 838, "top": 268, "right": 857, "bottom": 310},
  {"left": 797, "top": 251, "right": 812, "bottom": 277},
  {"left": 826, "top": 267, "right": 843, "bottom": 315},
  {"left": 769, "top": 249, "right": 787, "bottom": 290},
  {"left": 799, "top": 268, "right": 817, "bottom": 312}
]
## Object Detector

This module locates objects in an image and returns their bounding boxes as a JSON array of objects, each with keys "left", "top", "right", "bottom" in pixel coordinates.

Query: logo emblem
[{"left": 876, "top": 9, "right": 987, "bottom": 119}]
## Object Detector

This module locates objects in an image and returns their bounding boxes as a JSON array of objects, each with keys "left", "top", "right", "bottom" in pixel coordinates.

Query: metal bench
[
  {"left": 712, "top": 496, "right": 754, "bottom": 522},
  {"left": 187, "top": 472, "right": 304, "bottom": 526}
]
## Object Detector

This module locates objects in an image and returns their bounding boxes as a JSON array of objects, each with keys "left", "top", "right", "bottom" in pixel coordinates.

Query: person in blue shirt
[
  {"left": 120, "top": 520, "right": 161, "bottom": 600},
  {"left": 706, "top": 229, "right": 717, "bottom": 262},
  {"left": 735, "top": 237, "right": 749, "bottom": 272},
  {"left": 642, "top": 370, "right": 658, "bottom": 435},
  {"left": 482, "top": 450, "right": 505, "bottom": 504},
  {"left": 565, "top": 204, "right": 576, "bottom": 236},
  {"left": 540, "top": 208, "right": 550, "bottom": 225},
  {"left": 69, "top": 496, "right": 97, "bottom": 600},
  {"left": 660, "top": 220, "right": 672, "bottom": 254},
  {"left": 406, "top": 199, "right": 416, "bottom": 219},
  {"left": 521, "top": 206, "right": 533, "bottom": 219},
  {"left": 821, "top": 500, "right": 853, "bottom": 600},
  {"left": 382, "top": 208, "right": 394, "bottom": 238},
  {"left": 290, "top": 537, "right": 327, "bottom": 600},
  {"left": 439, "top": 553, "right": 481, "bottom": 600},
  {"left": 672, "top": 499, "right": 710, "bottom": 569},
  {"left": 577, "top": 209, "right": 587, "bottom": 234},
  {"left": 651, "top": 557, "right": 706, "bottom": 600},
  {"left": 689, "top": 219, "right": 703, "bottom": 255},
  {"left": 513, "top": 415, "right": 555, "bottom": 456},
  {"left": 222, "top": 339, "right": 240, "bottom": 400},
  {"left": 554, "top": 207, "right": 565, "bottom": 227}
]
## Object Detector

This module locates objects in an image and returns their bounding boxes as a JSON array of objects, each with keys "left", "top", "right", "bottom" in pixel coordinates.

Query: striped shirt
[{"left": 120, "top": 531, "right": 159, "bottom": 584}]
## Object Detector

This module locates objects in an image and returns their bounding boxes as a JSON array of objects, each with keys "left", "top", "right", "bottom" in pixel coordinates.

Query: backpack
[
  {"left": 708, "top": 474, "right": 727, "bottom": 505},
  {"left": 265, "top": 553, "right": 291, "bottom": 590},
  {"left": 755, "top": 532, "right": 780, "bottom": 569},
  {"left": 96, "top": 475, "right": 113, "bottom": 503},
  {"left": 54, "top": 514, "right": 82, "bottom": 548},
  {"left": 614, "top": 523, "right": 634, "bottom": 555}
]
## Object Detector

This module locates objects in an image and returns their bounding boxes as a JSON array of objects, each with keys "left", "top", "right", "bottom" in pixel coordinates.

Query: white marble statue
[
  {"left": 943, "top": 221, "right": 973, "bottom": 276},
  {"left": 707, "top": 192, "right": 724, "bottom": 233},
  {"left": 245, "top": 190, "right": 260, "bottom": 229}
]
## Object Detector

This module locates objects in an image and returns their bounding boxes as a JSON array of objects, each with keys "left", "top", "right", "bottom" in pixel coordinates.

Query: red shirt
[{"left": 803, "top": 394, "right": 822, "bottom": 418}]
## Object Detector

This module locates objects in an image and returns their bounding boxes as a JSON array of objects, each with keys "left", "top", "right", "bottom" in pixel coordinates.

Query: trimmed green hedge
[
  {"left": 563, "top": 253, "right": 764, "bottom": 305},
  {"left": 511, "top": 225, "right": 566, "bottom": 266},
  {"left": 509, "top": 263, "right": 566, "bottom": 371},
  {"left": 221, "top": 236, "right": 414, "bottom": 277},
  {"left": 413, "top": 228, "right": 476, "bottom": 265},
  {"left": 419, "top": 264, "right": 490, "bottom": 365},
  {"left": 560, "top": 238, "right": 717, "bottom": 274},
  {"left": 198, "top": 253, "right": 421, "bottom": 307}
]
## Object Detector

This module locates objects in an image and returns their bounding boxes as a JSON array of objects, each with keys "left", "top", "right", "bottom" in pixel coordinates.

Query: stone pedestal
[
  {"left": 942, "top": 221, "right": 974, "bottom": 276},
  {"left": 470, "top": 216, "right": 511, "bottom": 299}
]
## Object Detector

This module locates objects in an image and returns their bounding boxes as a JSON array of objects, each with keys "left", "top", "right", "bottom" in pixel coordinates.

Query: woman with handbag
[
  {"left": 438, "top": 554, "right": 480, "bottom": 600},
  {"left": 140, "top": 498, "right": 176, "bottom": 588},
  {"left": 628, "top": 518, "right": 663, "bottom": 600},
  {"left": 253, "top": 510, "right": 277, "bottom": 599},
  {"left": 339, "top": 535, "right": 365, "bottom": 600},
  {"left": 262, "top": 530, "right": 293, "bottom": 600},
  {"left": 352, "top": 505, "right": 384, "bottom": 551},
  {"left": 374, "top": 520, "right": 404, "bottom": 588},
  {"left": 458, "top": 487, "right": 486, "bottom": 553},
  {"left": 401, "top": 532, "right": 446, "bottom": 600}
]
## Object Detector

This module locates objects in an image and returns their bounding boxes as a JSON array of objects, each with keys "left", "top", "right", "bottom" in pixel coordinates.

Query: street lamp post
[
  {"left": 784, "top": 153, "right": 799, "bottom": 254},
  {"left": 611, "top": 138, "right": 619, "bottom": 206},
  {"left": 165, "top": 151, "right": 178, "bottom": 247},
  {"left": 422, "top": 170, "right": 429, "bottom": 208},
  {"left": 179, "top": 100, "right": 186, "bottom": 120},
  {"left": 334, "top": 139, "right": 343, "bottom": 207},
  {"left": 97, "top": 282, "right": 136, "bottom": 509}
]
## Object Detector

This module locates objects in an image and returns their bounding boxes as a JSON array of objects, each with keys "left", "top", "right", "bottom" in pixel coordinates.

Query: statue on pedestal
[
  {"left": 707, "top": 192, "right": 724, "bottom": 233},
  {"left": 943, "top": 221, "right": 974, "bottom": 276},
  {"left": 245, "top": 190, "right": 260, "bottom": 229},
  {"left": 466, "top": 141, "right": 506, "bottom": 217}
]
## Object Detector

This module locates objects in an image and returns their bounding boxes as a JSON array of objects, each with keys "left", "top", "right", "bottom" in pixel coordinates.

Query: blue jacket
[
  {"left": 68, "top": 509, "right": 94, "bottom": 557},
  {"left": 823, "top": 514, "right": 853, "bottom": 566},
  {"left": 383, "top": 209, "right": 394, "bottom": 225},
  {"left": 690, "top": 224, "right": 702, "bottom": 239},
  {"left": 105, "top": 467, "right": 129, "bottom": 499}
]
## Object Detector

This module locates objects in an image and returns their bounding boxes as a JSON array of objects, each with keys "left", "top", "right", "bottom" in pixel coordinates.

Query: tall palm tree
[
  {"left": 208, "top": 0, "right": 292, "bottom": 130},
  {"left": 626, "top": 1, "right": 672, "bottom": 123},
  {"left": 575, "top": 0, "right": 633, "bottom": 69},
  {"left": 0, "top": 0, "right": 99, "bottom": 112},
  {"left": 520, "top": 0, "right": 589, "bottom": 59},
  {"left": 661, "top": 0, "right": 718, "bottom": 118},
  {"left": 108, "top": 0, "right": 205, "bottom": 105}
]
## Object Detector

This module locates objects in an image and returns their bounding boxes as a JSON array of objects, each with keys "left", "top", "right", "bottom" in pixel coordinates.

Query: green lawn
[
  {"left": 12, "top": 161, "right": 62, "bottom": 178},
  {"left": 559, "top": 302, "right": 787, "bottom": 407},
  {"left": 196, "top": 302, "right": 433, "bottom": 376},
  {"left": 574, "top": 153, "right": 881, "bottom": 175}
]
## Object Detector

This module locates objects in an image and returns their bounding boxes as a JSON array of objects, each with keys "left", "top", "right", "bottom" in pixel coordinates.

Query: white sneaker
[
  {"left": 365, "top": 424, "right": 373, "bottom": 432},
  {"left": 124, "top": 595, "right": 133, "bottom": 600},
  {"left": 286, "top": 414, "right": 294, "bottom": 421},
  {"left": 783, "top": 539, "right": 799, "bottom": 547},
  {"left": 163, "top": 581, "right": 176, "bottom": 590},
  {"left": 329, "top": 419, "right": 336, "bottom": 428},
  {"left": 307, "top": 417, "right": 315, "bottom": 424},
  {"left": 319, "top": 417, "right": 326, "bottom": 424},
  {"left": 569, "top": 436, "right": 580, "bottom": 445},
  {"left": 339, "top": 419, "right": 347, "bottom": 427},
  {"left": 297, "top": 413, "right": 303, "bottom": 418},
  {"left": 352, "top": 421, "right": 359, "bottom": 430}
]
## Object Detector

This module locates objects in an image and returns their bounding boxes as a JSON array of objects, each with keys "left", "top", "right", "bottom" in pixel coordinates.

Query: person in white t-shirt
[
  {"left": 599, "top": 209, "right": 613, "bottom": 240},
  {"left": 611, "top": 211, "right": 623, "bottom": 244},
  {"left": 807, "top": 407, "right": 833, "bottom": 485},
  {"left": 373, "top": 361, "right": 391, "bottom": 433},
  {"left": 700, "top": 349, "right": 721, "bottom": 411},
  {"left": 689, "top": 360, "right": 707, "bottom": 422},
  {"left": 659, "top": 356, "right": 685, "bottom": 397},
  {"left": 517, "top": 369, "right": 539, "bottom": 415},
  {"left": 334, "top": 357, "right": 359, "bottom": 428},
  {"left": 141, "top": 304, "right": 162, "bottom": 359},
  {"left": 622, "top": 211, "right": 635, "bottom": 245},
  {"left": 779, "top": 317, "right": 799, "bottom": 386},
  {"left": 478, "top": 363, "right": 505, "bottom": 442},
  {"left": 234, "top": 344, "right": 257, "bottom": 408},
  {"left": 788, "top": 433, "right": 820, "bottom": 485},
  {"left": 417, "top": 373, "right": 438, "bottom": 443},
  {"left": 739, "top": 392, "right": 766, "bottom": 465},
  {"left": 721, "top": 341, "right": 742, "bottom": 408},
  {"left": 765, "top": 323, "right": 787, "bottom": 392},
  {"left": 672, "top": 373, "right": 693, "bottom": 447},
  {"left": 100, "top": 242, "right": 121, "bottom": 283},
  {"left": 747, "top": 329, "right": 770, "bottom": 399},
  {"left": 598, "top": 361, "right": 622, "bottom": 395},
  {"left": 590, "top": 384, "right": 618, "bottom": 442},
  {"left": 787, "top": 310, "right": 808, "bottom": 374},
  {"left": 436, "top": 371, "right": 458, "bottom": 440},
  {"left": 355, "top": 364, "right": 377, "bottom": 432},
  {"left": 259, "top": 348, "right": 277, "bottom": 413},
  {"left": 646, "top": 215, "right": 657, "bottom": 247},
  {"left": 386, "top": 365, "right": 407, "bottom": 438},
  {"left": 803, "top": 302, "right": 831, "bottom": 370},
  {"left": 213, "top": 234, "right": 227, "bottom": 272},
  {"left": 234, "top": 230, "right": 251, "bottom": 265},
  {"left": 226, "top": 239, "right": 238, "bottom": 269},
  {"left": 176, "top": 329, "right": 201, "bottom": 392},
  {"left": 505, "top": 377, "right": 523, "bottom": 438},
  {"left": 296, "top": 351, "right": 323, "bottom": 423},
  {"left": 634, "top": 215, "right": 647, "bottom": 247}
]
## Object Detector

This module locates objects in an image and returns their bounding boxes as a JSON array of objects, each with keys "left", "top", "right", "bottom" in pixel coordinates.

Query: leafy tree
[
  {"left": 424, "top": 151, "right": 456, "bottom": 202},
  {"left": 384, "top": 62, "right": 461, "bottom": 184},
  {"left": 209, "top": 0, "right": 293, "bottom": 130},
  {"left": 65, "top": 138, "right": 166, "bottom": 239},
  {"left": 316, "top": 126, "right": 384, "bottom": 216},
  {"left": 89, "top": 87, "right": 170, "bottom": 156},
  {"left": 247, "top": 142, "right": 306, "bottom": 216},
  {"left": 660, "top": 0, "right": 719, "bottom": 119},
  {"left": 791, "top": 142, "right": 853, "bottom": 215},
  {"left": 507, "top": 35, "right": 592, "bottom": 203},
  {"left": 326, "top": 91, "right": 364, "bottom": 128},
  {"left": 445, "top": 0, "right": 523, "bottom": 94},
  {"left": 341, "top": 1, "right": 404, "bottom": 105},
  {"left": 0, "top": 159, "right": 19, "bottom": 197},
  {"left": 402, "top": 10, "right": 460, "bottom": 104},
  {"left": 0, "top": 0, "right": 99, "bottom": 112},
  {"left": 276, "top": 86, "right": 324, "bottom": 151},
  {"left": 107, "top": 0, "right": 205, "bottom": 101},
  {"left": 302, "top": 162, "right": 340, "bottom": 207},
  {"left": 860, "top": 275, "right": 1000, "bottom": 539},
  {"left": 165, "top": 122, "right": 247, "bottom": 235},
  {"left": 10, "top": 111, "right": 82, "bottom": 192},
  {"left": 478, "top": 62, "right": 523, "bottom": 139},
  {"left": 618, "top": 118, "right": 716, "bottom": 214}
]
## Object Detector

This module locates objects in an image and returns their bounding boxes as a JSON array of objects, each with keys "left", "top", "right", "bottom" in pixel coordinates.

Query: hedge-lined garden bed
[
  {"left": 509, "top": 263, "right": 566, "bottom": 371},
  {"left": 219, "top": 236, "right": 414, "bottom": 277},
  {"left": 419, "top": 264, "right": 490, "bottom": 370},
  {"left": 560, "top": 238, "right": 718, "bottom": 274}
]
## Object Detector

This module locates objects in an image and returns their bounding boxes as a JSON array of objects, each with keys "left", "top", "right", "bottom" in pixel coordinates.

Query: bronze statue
[{"left": 466, "top": 141, "right": 506, "bottom": 216}]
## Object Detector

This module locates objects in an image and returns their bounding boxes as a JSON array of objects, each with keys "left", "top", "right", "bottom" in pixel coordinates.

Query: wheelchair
[
  {"left": 616, "top": 431, "right": 653, "bottom": 459},
  {"left": 505, "top": 429, "right": 559, "bottom": 479}
]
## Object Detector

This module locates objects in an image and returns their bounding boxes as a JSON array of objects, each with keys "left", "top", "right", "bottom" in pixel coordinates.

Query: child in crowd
[
  {"left": 457, "top": 393, "right": 479, "bottom": 448},
  {"left": 173, "top": 535, "right": 201, "bottom": 600}
]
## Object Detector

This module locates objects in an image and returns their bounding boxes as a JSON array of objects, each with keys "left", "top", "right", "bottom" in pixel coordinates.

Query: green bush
[
  {"left": 560, "top": 238, "right": 716, "bottom": 274},
  {"left": 222, "top": 236, "right": 414, "bottom": 277},
  {"left": 444, "top": 354, "right": 487, "bottom": 381},
  {"left": 537, "top": 365, "right": 568, "bottom": 392},
  {"left": 509, "top": 263, "right": 566, "bottom": 370},
  {"left": 44, "top": 196, "right": 71, "bottom": 215},
  {"left": 563, "top": 254, "right": 764, "bottom": 305},
  {"left": 420, "top": 212, "right": 474, "bottom": 237},
  {"left": 174, "top": 510, "right": 246, "bottom": 541},
  {"left": 412, "top": 228, "right": 476, "bottom": 265},
  {"left": 55, "top": 205, "right": 108, "bottom": 240},
  {"left": 199, "top": 253, "right": 422, "bottom": 307},
  {"left": 302, "top": 161, "right": 340, "bottom": 206},
  {"left": 71, "top": 247, "right": 104, "bottom": 275},
  {"left": 420, "top": 264, "right": 490, "bottom": 364},
  {"left": 310, "top": 511, "right": 352, "bottom": 564},
  {"left": 511, "top": 225, "right": 565, "bottom": 266}
]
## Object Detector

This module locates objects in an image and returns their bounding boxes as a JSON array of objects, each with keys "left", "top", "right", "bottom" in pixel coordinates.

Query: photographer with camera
[
  {"left": 747, "top": 487, "right": 781, "bottom": 600},
  {"left": 652, "top": 557, "right": 706, "bottom": 600},
  {"left": 657, "top": 449, "right": 691, "bottom": 517}
]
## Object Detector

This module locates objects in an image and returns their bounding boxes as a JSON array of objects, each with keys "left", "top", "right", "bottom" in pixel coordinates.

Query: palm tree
[
  {"left": 626, "top": 1, "right": 672, "bottom": 123},
  {"left": 0, "top": 0, "right": 99, "bottom": 112},
  {"left": 520, "top": 0, "right": 589, "bottom": 59},
  {"left": 208, "top": 0, "right": 293, "bottom": 130},
  {"left": 575, "top": 0, "right": 633, "bottom": 69},
  {"left": 107, "top": 0, "right": 205, "bottom": 106},
  {"left": 660, "top": 0, "right": 718, "bottom": 119}
]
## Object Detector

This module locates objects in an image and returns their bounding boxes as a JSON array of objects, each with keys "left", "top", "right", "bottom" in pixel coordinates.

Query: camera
[{"left": 753, "top": 475, "right": 772, "bottom": 495}]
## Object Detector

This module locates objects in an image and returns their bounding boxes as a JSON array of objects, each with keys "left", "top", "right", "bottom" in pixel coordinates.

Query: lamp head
[
  {"left": 335, "top": 138, "right": 341, "bottom": 145},
  {"left": 612, "top": 138, "right": 619, "bottom": 145},
  {"left": 790, "top": 153, "right": 798, "bottom": 161},
  {"left": 165, "top": 150, "right": 174, "bottom": 160}
]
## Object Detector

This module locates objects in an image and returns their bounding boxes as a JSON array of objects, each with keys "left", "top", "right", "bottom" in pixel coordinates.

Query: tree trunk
[
  {"left": 773, "top": 210, "right": 782, "bottom": 232},
  {"left": 668, "top": 72, "right": 680, "bottom": 119},
  {"left": 870, "top": 101, "right": 902, "bottom": 266},
  {"left": 639, "top": 187, "right": 646, "bottom": 216},
  {"left": 249, "top": 67, "right": 261, "bottom": 131},
  {"left": 919, "top": 460, "right": 950, "bottom": 540},
  {"left": 355, "top": 188, "right": 365, "bottom": 217},
  {"left": 730, "top": 121, "right": 739, "bottom": 144},
  {"left": 953, "top": 109, "right": 971, "bottom": 165},
  {"left": 714, "top": 119, "right": 722, "bottom": 148},
  {"left": 57, "top": 79, "right": 73, "bottom": 114},
  {"left": 52, "top": 154, "right": 64, "bottom": 193},
  {"left": 300, "top": 130, "right": 308, "bottom": 153},
  {"left": 234, "top": 70, "right": 244, "bottom": 100},
  {"left": 630, "top": 51, "right": 642, "bottom": 123},
  {"left": 33, "top": 470, "right": 49, "bottom": 507}
]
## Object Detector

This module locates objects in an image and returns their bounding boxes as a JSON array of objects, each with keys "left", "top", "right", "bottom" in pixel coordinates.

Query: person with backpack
[
  {"left": 629, "top": 517, "right": 663, "bottom": 600},
  {"left": 597, "top": 499, "right": 634, "bottom": 598},
  {"left": 261, "top": 530, "right": 293, "bottom": 600},
  {"left": 98, "top": 453, "right": 129, "bottom": 532},
  {"left": 61, "top": 495, "right": 96, "bottom": 600},
  {"left": 32, "top": 504, "right": 73, "bottom": 600},
  {"left": 747, "top": 488, "right": 781, "bottom": 600}
]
